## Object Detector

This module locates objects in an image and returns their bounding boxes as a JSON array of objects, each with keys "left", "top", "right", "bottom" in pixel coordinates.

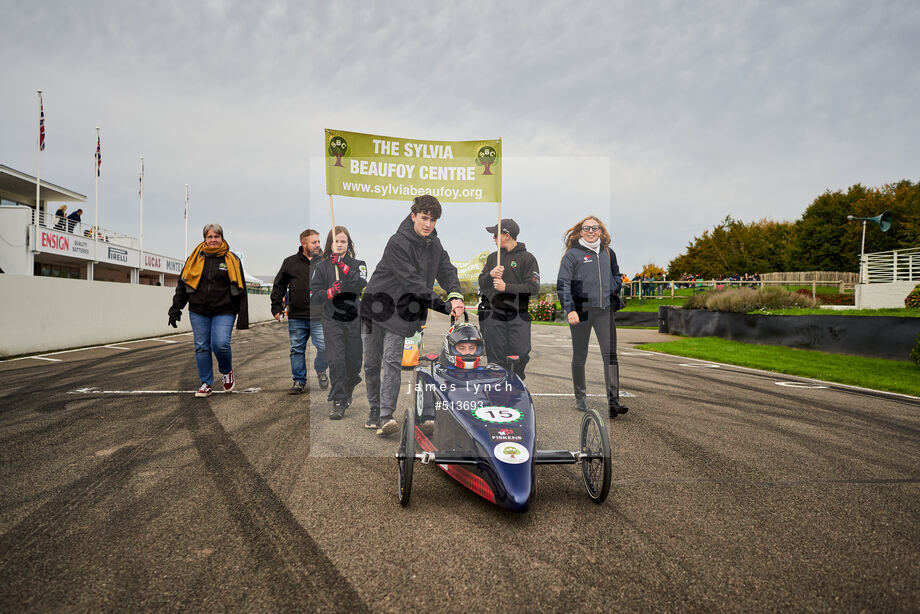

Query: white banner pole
[{"left": 329, "top": 193, "right": 339, "bottom": 281}]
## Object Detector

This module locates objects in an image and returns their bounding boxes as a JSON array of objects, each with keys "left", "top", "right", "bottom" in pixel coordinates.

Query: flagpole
[
  {"left": 329, "top": 194, "right": 339, "bottom": 281},
  {"left": 139, "top": 156, "right": 144, "bottom": 271},
  {"left": 184, "top": 184, "right": 189, "bottom": 256},
  {"left": 94, "top": 126, "right": 100, "bottom": 260},
  {"left": 36, "top": 90, "right": 42, "bottom": 226}
]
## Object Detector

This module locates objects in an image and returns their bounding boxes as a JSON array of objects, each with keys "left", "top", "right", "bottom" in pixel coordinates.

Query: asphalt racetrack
[{"left": 1, "top": 312, "right": 918, "bottom": 612}]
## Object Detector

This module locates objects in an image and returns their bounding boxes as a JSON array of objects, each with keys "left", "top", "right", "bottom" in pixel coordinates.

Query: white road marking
[
  {"left": 23, "top": 356, "right": 63, "bottom": 362},
  {"left": 531, "top": 391, "right": 635, "bottom": 398},
  {"left": 103, "top": 345, "right": 132, "bottom": 350},
  {"left": 68, "top": 387, "right": 262, "bottom": 395},
  {"left": 776, "top": 381, "right": 828, "bottom": 389},
  {"left": 678, "top": 362, "right": 721, "bottom": 368}
]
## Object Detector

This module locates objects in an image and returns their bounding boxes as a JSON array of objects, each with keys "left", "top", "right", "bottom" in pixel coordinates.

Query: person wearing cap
[{"left": 477, "top": 218, "right": 540, "bottom": 379}]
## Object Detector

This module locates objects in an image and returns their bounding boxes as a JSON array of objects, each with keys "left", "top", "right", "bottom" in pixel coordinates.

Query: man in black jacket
[
  {"left": 477, "top": 219, "right": 540, "bottom": 379},
  {"left": 270, "top": 229, "right": 328, "bottom": 394},
  {"left": 360, "top": 195, "right": 465, "bottom": 436}
]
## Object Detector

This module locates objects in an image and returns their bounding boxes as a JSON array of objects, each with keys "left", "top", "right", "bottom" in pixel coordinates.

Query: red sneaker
[
  {"left": 222, "top": 371, "right": 235, "bottom": 392},
  {"left": 195, "top": 383, "right": 212, "bottom": 398}
]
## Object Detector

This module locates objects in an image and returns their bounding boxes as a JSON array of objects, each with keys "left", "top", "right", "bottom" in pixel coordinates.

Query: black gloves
[{"left": 168, "top": 309, "right": 181, "bottom": 328}]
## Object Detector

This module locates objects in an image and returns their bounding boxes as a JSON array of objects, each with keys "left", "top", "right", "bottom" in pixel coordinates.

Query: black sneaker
[
  {"left": 317, "top": 371, "right": 329, "bottom": 390},
  {"left": 289, "top": 381, "right": 305, "bottom": 395},
  {"left": 329, "top": 401, "right": 346, "bottom": 420},
  {"left": 364, "top": 408, "right": 380, "bottom": 429},
  {"left": 575, "top": 397, "right": 588, "bottom": 412},
  {"left": 609, "top": 400, "right": 629, "bottom": 418},
  {"left": 376, "top": 416, "right": 398, "bottom": 437}
]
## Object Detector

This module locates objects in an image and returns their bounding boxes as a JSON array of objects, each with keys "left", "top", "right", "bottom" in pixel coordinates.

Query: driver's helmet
[{"left": 442, "top": 323, "right": 484, "bottom": 369}]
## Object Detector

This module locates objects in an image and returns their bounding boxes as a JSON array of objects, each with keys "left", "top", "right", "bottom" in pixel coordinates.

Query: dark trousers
[
  {"left": 569, "top": 307, "right": 618, "bottom": 367},
  {"left": 479, "top": 310, "right": 531, "bottom": 379},
  {"left": 322, "top": 315, "right": 362, "bottom": 402}
]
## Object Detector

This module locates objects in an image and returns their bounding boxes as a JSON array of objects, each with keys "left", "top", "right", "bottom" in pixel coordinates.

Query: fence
[
  {"left": 623, "top": 278, "right": 855, "bottom": 300},
  {"left": 760, "top": 271, "right": 859, "bottom": 284},
  {"left": 32, "top": 207, "right": 136, "bottom": 248},
  {"left": 862, "top": 247, "right": 920, "bottom": 284}
]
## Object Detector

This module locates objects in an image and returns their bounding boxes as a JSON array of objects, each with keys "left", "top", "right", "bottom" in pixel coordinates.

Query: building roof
[{"left": 0, "top": 164, "right": 87, "bottom": 204}]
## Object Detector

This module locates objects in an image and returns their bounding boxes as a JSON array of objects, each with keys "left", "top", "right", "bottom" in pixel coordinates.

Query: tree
[
  {"left": 640, "top": 263, "right": 665, "bottom": 278},
  {"left": 476, "top": 145, "right": 497, "bottom": 175},
  {"left": 329, "top": 136, "right": 348, "bottom": 167}
]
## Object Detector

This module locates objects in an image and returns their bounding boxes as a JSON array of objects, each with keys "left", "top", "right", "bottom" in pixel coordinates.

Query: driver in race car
[
  {"left": 439, "top": 322, "right": 485, "bottom": 369},
  {"left": 418, "top": 323, "right": 486, "bottom": 435}
]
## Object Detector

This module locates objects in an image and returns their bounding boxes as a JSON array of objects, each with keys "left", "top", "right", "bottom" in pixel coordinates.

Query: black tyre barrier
[
  {"left": 615, "top": 311, "right": 659, "bottom": 327},
  {"left": 658, "top": 306, "right": 920, "bottom": 362}
]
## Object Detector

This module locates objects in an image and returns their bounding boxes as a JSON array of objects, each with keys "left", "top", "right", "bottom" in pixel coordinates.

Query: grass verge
[
  {"left": 636, "top": 336, "right": 920, "bottom": 397},
  {"left": 750, "top": 307, "right": 920, "bottom": 317}
]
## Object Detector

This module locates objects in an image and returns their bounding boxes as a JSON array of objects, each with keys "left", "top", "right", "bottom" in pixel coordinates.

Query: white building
[{"left": 0, "top": 164, "right": 184, "bottom": 285}]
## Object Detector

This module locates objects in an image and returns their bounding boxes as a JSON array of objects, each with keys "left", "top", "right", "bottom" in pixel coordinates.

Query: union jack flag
[
  {"left": 95, "top": 135, "right": 101, "bottom": 177},
  {"left": 39, "top": 94, "right": 45, "bottom": 151}
]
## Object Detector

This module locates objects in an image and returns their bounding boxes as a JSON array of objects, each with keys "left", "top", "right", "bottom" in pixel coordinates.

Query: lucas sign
[{"left": 325, "top": 129, "right": 501, "bottom": 203}]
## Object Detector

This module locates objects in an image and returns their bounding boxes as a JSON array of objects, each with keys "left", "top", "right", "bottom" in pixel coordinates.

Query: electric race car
[{"left": 396, "top": 317, "right": 611, "bottom": 512}]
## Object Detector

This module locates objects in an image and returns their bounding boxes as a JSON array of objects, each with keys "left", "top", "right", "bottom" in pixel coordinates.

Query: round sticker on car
[
  {"left": 473, "top": 406, "right": 522, "bottom": 424},
  {"left": 494, "top": 442, "right": 529, "bottom": 464}
]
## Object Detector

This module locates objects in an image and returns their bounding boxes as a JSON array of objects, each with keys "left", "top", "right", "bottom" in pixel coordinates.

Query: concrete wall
[
  {"left": 855, "top": 281, "right": 918, "bottom": 309},
  {"left": 0, "top": 274, "right": 273, "bottom": 358}
]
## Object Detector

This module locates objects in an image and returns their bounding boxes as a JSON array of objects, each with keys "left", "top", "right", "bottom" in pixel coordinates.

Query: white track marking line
[
  {"left": 68, "top": 387, "right": 262, "bottom": 395},
  {"left": 633, "top": 348, "right": 920, "bottom": 401},
  {"left": 103, "top": 345, "right": 132, "bottom": 350},
  {"left": 531, "top": 392, "right": 635, "bottom": 398}
]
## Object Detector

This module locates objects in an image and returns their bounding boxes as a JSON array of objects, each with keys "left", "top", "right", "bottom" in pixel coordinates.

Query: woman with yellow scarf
[{"left": 168, "top": 224, "right": 249, "bottom": 397}]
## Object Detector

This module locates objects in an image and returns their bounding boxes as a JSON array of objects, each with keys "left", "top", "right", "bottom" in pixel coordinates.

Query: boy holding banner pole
[{"left": 477, "top": 218, "right": 540, "bottom": 378}]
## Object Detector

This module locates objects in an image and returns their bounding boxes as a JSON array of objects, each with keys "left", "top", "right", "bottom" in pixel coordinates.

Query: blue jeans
[
  {"left": 189, "top": 312, "right": 236, "bottom": 386},
  {"left": 288, "top": 318, "right": 327, "bottom": 384}
]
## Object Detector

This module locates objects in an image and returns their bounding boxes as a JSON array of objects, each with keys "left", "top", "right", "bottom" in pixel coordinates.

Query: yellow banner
[
  {"left": 325, "top": 129, "right": 501, "bottom": 203},
  {"left": 452, "top": 251, "right": 490, "bottom": 282}
]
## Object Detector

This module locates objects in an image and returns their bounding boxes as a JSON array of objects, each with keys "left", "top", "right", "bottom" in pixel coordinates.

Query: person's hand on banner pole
[
  {"left": 326, "top": 281, "right": 343, "bottom": 299},
  {"left": 330, "top": 252, "right": 350, "bottom": 275}
]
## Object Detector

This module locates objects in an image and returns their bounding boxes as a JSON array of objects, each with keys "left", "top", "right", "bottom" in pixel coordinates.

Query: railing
[
  {"left": 862, "top": 247, "right": 920, "bottom": 284},
  {"left": 624, "top": 278, "right": 855, "bottom": 299},
  {"left": 32, "top": 208, "right": 137, "bottom": 248}
]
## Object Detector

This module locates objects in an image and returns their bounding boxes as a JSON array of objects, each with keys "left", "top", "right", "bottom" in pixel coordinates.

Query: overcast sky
[{"left": 2, "top": 1, "right": 918, "bottom": 281}]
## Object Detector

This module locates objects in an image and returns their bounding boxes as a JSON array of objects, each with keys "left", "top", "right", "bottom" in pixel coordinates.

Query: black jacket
[
  {"left": 360, "top": 215, "right": 462, "bottom": 337},
  {"left": 170, "top": 252, "right": 250, "bottom": 329},
  {"left": 270, "top": 248, "right": 323, "bottom": 319},
  {"left": 477, "top": 242, "right": 540, "bottom": 316},
  {"left": 557, "top": 243, "right": 623, "bottom": 318},
  {"left": 310, "top": 255, "right": 368, "bottom": 322}
]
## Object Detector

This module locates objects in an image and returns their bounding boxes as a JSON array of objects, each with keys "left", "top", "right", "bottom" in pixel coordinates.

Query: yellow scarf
[{"left": 180, "top": 240, "right": 245, "bottom": 291}]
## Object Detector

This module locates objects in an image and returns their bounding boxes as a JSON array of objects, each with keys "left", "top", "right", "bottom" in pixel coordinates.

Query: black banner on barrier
[{"left": 658, "top": 307, "right": 920, "bottom": 362}]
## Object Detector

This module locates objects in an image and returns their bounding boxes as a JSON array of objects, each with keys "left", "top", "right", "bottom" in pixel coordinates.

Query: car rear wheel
[
  {"left": 397, "top": 407, "right": 416, "bottom": 506},
  {"left": 580, "top": 408, "right": 611, "bottom": 503}
]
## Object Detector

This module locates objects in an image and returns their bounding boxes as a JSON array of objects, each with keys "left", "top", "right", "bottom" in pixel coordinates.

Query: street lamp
[{"left": 847, "top": 211, "right": 893, "bottom": 283}]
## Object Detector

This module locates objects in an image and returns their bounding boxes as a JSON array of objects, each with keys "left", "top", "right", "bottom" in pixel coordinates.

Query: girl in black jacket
[
  {"left": 310, "top": 226, "right": 367, "bottom": 419},
  {"left": 556, "top": 215, "right": 628, "bottom": 418}
]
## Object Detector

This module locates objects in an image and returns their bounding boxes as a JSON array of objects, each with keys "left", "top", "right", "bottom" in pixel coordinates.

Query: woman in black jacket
[
  {"left": 556, "top": 215, "right": 628, "bottom": 418},
  {"left": 311, "top": 226, "right": 367, "bottom": 419},
  {"left": 168, "top": 223, "right": 249, "bottom": 398}
]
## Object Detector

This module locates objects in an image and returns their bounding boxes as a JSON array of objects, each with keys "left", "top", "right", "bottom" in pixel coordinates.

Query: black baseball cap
[{"left": 485, "top": 218, "right": 519, "bottom": 239}]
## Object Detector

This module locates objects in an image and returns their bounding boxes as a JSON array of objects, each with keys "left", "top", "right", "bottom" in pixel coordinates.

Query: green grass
[
  {"left": 621, "top": 297, "right": 687, "bottom": 312},
  {"left": 750, "top": 307, "right": 920, "bottom": 317},
  {"left": 637, "top": 336, "right": 920, "bottom": 396}
]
